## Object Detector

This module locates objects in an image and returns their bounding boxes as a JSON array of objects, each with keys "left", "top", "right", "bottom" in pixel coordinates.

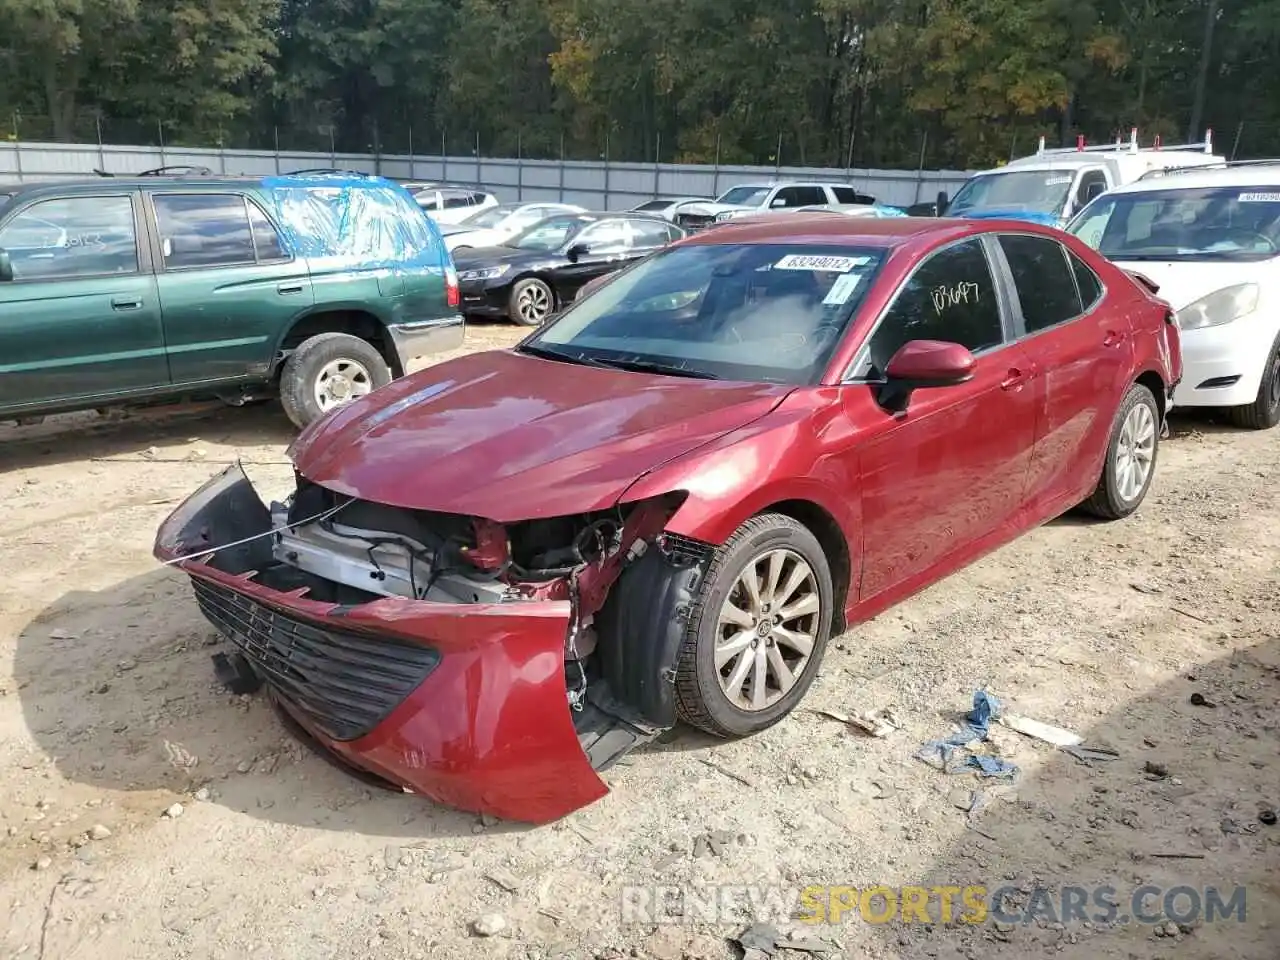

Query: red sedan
[{"left": 155, "top": 216, "right": 1182, "bottom": 823}]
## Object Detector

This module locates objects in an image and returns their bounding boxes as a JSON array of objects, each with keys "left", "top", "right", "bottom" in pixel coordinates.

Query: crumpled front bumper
[{"left": 153, "top": 463, "right": 609, "bottom": 824}]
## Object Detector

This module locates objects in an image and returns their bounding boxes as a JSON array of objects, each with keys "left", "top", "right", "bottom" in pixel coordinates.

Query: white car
[
  {"left": 410, "top": 185, "right": 500, "bottom": 225},
  {"left": 1067, "top": 165, "right": 1280, "bottom": 429},
  {"left": 709, "top": 181, "right": 877, "bottom": 221},
  {"left": 439, "top": 202, "right": 586, "bottom": 252},
  {"left": 629, "top": 197, "right": 713, "bottom": 219}
]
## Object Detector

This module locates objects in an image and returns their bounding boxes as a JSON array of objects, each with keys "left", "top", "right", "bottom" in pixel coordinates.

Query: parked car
[
  {"left": 454, "top": 212, "right": 686, "bottom": 325},
  {"left": 0, "top": 173, "right": 463, "bottom": 429},
  {"left": 940, "top": 130, "right": 1222, "bottom": 227},
  {"left": 629, "top": 196, "right": 714, "bottom": 219},
  {"left": 704, "top": 181, "right": 878, "bottom": 222},
  {"left": 156, "top": 215, "right": 1180, "bottom": 824},
  {"left": 1066, "top": 163, "right": 1280, "bottom": 429},
  {"left": 409, "top": 184, "right": 499, "bottom": 224},
  {"left": 439, "top": 202, "right": 587, "bottom": 253}
]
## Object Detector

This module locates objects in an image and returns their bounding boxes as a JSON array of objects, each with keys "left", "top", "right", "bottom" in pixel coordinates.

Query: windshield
[
  {"left": 509, "top": 215, "right": 592, "bottom": 251},
  {"left": 1068, "top": 186, "right": 1280, "bottom": 262},
  {"left": 717, "top": 186, "right": 771, "bottom": 207},
  {"left": 947, "top": 169, "right": 1076, "bottom": 216},
  {"left": 463, "top": 204, "right": 519, "bottom": 229},
  {"left": 522, "top": 243, "right": 886, "bottom": 384}
]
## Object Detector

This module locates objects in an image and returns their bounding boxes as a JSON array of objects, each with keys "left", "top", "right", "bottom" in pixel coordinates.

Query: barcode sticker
[
  {"left": 773, "top": 254, "right": 870, "bottom": 272},
  {"left": 823, "top": 274, "right": 863, "bottom": 305}
]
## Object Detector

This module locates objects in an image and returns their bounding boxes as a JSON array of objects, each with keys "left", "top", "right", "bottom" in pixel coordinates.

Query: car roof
[
  {"left": 1104, "top": 163, "right": 1280, "bottom": 196},
  {"left": 0, "top": 173, "right": 420, "bottom": 204},
  {"left": 682, "top": 213, "right": 1011, "bottom": 248}
]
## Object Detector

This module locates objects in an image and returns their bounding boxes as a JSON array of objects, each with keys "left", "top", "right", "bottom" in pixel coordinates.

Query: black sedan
[{"left": 454, "top": 212, "right": 686, "bottom": 325}]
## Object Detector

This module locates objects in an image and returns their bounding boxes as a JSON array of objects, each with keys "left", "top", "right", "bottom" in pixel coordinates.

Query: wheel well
[
  {"left": 1136, "top": 370, "right": 1166, "bottom": 422},
  {"left": 758, "top": 499, "right": 852, "bottom": 635},
  {"left": 278, "top": 311, "right": 401, "bottom": 377}
]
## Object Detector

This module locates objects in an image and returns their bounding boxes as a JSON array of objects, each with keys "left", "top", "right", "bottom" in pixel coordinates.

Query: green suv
[{"left": 0, "top": 173, "right": 464, "bottom": 428}]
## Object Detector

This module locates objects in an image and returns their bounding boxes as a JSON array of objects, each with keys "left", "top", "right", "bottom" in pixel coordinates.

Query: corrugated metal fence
[{"left": 1, "top": 140, "right": 975, "bottom": 210}]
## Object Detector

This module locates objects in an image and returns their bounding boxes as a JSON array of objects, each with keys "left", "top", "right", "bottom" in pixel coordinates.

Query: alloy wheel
[
  {"left": 516, "top": 283, "right": 552, "bottom": 323},
  {"left": 1115, "top": 400, "right": 1156, "bottom": 502},
  {"left": 714, "top": 548, "right": 821, "bottom": 712}
]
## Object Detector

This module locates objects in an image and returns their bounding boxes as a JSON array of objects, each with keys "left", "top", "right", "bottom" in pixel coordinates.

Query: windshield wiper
[
  {"left": 590, "top": 356, "right": 720, "bottom": 380},
  {"left": 517, "top": 343, "right": 613, "bottom": 368}
]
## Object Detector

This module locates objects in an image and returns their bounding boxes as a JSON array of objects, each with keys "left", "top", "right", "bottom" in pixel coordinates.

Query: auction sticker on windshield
[
  {"left": 1238, "top": 192, "right": 1280, "bottom": 203},
  {"left": 774, "top": 254, "right": 870, "bottom": 272},
  {"left": 823, "top": 273, "right": 863, "bottom": 305},
  {"left": 1045, "top": 177, "right": 1073, "bottom": 185}
]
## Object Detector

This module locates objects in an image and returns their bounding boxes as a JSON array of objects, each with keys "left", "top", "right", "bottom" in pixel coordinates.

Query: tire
[
  {"left": 278, "top": 332, "right": 391, "bottom": 429},
  {"left": 674, "top": 514, "right": 834, "bottom": 738},
  {"left": 508, "top": 277, "right": 555, "bottom": 326},
  {"left": 1226, "top": 334, "right": 1280, "bottom": 430},
  {"left": 1079, "top": 382, "right": 1161, "bottom": 520}
]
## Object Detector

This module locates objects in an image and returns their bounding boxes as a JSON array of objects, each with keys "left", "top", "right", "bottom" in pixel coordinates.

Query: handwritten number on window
[{"left": 931, "top": 282, "right": 980, "bottom": 316}]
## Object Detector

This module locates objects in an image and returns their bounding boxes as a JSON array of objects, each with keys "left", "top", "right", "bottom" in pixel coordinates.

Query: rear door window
[
  {"left": 996, "top": 234, "right": 1084, "bottom": 333},
  {"left": 628, "top": 218, "right": 675, "bottom": 249},
  {"left": 153, "top": 194, "right": 256, "bottom": 269},
  {"left": 860, "top": 237, "right": 1004, "bottom": 377},
  {"left": 0, "top": 195, "right": 139, "bottom": 280},
  {"left": 773, "top": 186, "right": 827, "bottom": 208},
  {"left": 246, "top": 200, "right": 288, "bottom": 261},
  {"left": 1069, "top": 251, "right": 1103, "bottom": 310},
  {"left": 831, "top": 187, "right": 874, "bottom": 205}
]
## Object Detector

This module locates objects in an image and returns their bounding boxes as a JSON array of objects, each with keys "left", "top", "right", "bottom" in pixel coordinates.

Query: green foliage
[{"left": 1, "top": 0, "right": 1277, "bottom": 165}]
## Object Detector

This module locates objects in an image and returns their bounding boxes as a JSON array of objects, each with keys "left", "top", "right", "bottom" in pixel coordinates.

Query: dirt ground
[{"left": 1, "top": 320, "right": 1277, "bottom": 960}]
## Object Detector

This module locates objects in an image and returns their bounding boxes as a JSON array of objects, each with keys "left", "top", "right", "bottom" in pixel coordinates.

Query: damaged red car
[{"left": 155, "top": 216, "right": 1181, "bottom": 823}]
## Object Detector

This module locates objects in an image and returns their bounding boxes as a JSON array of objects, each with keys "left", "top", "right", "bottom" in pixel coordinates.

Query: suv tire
[{"left": 279, "top": 332, "right": 391, "bottom": 429}]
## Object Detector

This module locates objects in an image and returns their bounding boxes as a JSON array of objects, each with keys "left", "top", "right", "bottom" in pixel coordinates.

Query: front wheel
[
  {"left": 1079, "top": 382, "right": 1160, "bottom": 520},
  {"left": 1227, "top": 334, "right": 1280, "bottom": 430},
  {"left": 509, "top": 277, "right": 555, "bottom": 326},
  {"left": 675, "top": 514, "right": 834, "bottom": 738},
  {"left": 278, "top": 332, "right": 391, "bottom": 429}
]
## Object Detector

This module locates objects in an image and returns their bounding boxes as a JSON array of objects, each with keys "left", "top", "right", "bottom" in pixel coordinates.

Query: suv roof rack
[
  {"left": 1035, "top": 128, "right": 1215, "bottom": 157},
  {"left": 93, "top": 165, "right": 215, "bottom": 178},
  {"left": 1136, "top": 158, "right": 1280, "bottom": 181}
]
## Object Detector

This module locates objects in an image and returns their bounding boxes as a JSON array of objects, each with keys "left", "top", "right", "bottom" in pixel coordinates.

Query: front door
[
  {"left": 148, "top": 192, "right": 314, "bottom": 386},
  {"left": 552, "top": 219, "right": 640, "bottom": 300},
  {"left": 844, "top": 236, "right": 1041, "bottom": 602},
  {"left": 0, "top": 192, "right": 167, "bottom": 411}
]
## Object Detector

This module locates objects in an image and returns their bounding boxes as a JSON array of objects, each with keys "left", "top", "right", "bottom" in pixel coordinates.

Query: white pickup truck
[{"left": 937, "top": 130, "right": 1224, "bottom": 227}]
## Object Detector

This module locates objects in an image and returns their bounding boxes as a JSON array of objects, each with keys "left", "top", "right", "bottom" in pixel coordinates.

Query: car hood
[
  {"left": 1106, "top": 258, "right": 1273, "bottom": 311},
  {"left": 289, "top": 349, "right": 793, "bottom": 520},
  {"left": 958, "top": 208, "right": 1063, "bottom": 227}
]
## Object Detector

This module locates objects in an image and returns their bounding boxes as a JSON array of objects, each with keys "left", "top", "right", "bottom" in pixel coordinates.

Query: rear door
[
  {"left": 0, "top": 191, "right": 167, "bottom": 410},
  {"left": 148, "top": 191, "right": 315, "bottom": 386},
  {"left": 990, "top": 232, "right": 1130, "bottom": 507}
]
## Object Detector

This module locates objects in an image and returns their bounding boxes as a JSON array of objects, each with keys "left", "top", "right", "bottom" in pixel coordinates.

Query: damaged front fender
[{"left": 154, "top": 463, "right": 612, "bottom": 824}]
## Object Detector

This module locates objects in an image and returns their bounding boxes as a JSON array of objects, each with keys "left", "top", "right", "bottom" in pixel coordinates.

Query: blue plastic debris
[{"left": 916, "top": 690, "right": 1019, "bottom": 781}]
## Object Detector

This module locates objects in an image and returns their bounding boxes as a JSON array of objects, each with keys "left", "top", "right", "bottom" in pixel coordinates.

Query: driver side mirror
[
  {"left": 566, "top": 242, "right": 591, "bottom": 262},
  {"left": 935, "top": 191, "right": 949, "bottom": 216},
  {"left": 877, "top": 339, "right": 975, "bottom": 412},
  {"left": 0, "top": 248, "right": 12, "bottom": 282}
]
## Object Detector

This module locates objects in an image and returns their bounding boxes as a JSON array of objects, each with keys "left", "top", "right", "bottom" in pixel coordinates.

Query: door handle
[
  {"left": 277, "top": 283, "right": 305, "bottom": 295},
  {"left": 111, "top": 297, "right": 142, "bottom": 311},
  {"left": 1000, "top": 368, "right": 1030, "bottom": 391},
  {"left": 1103, "top": 330, "right": 1127, "bottom": 348}
]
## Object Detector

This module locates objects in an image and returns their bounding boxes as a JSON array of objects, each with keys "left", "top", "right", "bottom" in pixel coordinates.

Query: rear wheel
[
  {"left": 278, "top": 332, "right": 391, "bottom": 429},
  {"left": 675, "top": 514, "right": 833, "bottom": 738},
  {"left": 509, "top": 277, "right": 555, "bottom": 326},
  {"left": 1227, "top": 334, "right": 1280, "bottom": 430},
  {"left": 1080, "top": 382, "right": 1160, "bottom": 520}
]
